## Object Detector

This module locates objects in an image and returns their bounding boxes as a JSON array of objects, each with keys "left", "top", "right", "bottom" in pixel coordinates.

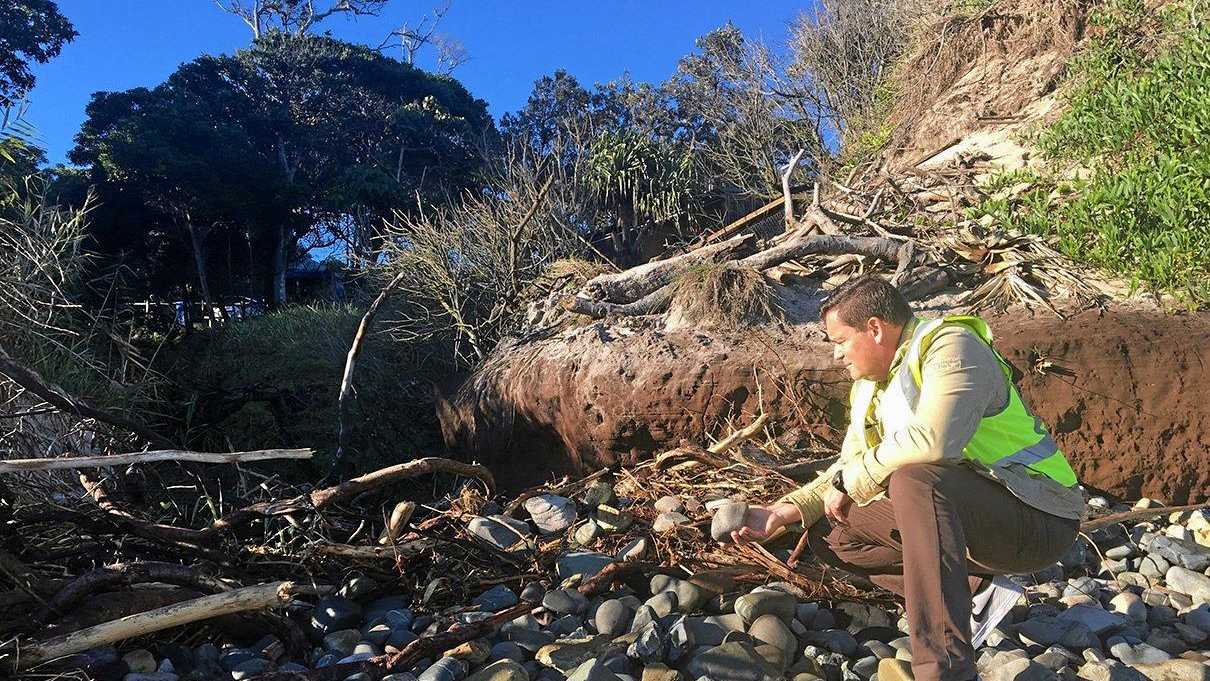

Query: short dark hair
[{"left": 820, "top": 274, "right": 912, "bottom": 328}]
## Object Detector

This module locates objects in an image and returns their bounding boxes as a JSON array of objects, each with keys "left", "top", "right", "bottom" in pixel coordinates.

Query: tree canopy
[
  {"left": 70, "top": 32, "right": 493, "bottom": 305},
  {"left": 0, "top": 0, "right": 77, "bottom": 107}
]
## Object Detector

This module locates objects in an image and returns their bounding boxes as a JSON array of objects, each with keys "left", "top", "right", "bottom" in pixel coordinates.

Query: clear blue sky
[{"left": 25, "top": 1, "right": 815, "bottom": 167}]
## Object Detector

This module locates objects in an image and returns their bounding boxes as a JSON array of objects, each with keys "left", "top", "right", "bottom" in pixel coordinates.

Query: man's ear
[{"left": 866, "top": 316, "right": 884, "bottom": 342}]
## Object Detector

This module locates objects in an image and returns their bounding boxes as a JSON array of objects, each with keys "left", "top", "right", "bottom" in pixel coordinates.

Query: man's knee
[{"left": 886, "top": 463, "right": 947, "bottom": 498}]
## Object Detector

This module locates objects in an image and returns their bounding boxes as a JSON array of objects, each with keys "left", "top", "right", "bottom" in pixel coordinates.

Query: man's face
[{"left": 824, "top": 309, "right": 894, "bottom": 380}]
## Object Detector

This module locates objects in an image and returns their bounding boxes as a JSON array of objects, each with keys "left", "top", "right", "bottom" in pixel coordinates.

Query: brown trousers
[{"left": 807, "top": 463, "right": 1078, "bottom": 681}]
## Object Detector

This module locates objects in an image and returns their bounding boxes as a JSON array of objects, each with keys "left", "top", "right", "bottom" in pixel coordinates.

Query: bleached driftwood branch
[
  {"left": 0, "top": 448, "right": 312, "bottom": 473},
  {"left": 9, "top": 581, "right": 310, "bottom": 670}
]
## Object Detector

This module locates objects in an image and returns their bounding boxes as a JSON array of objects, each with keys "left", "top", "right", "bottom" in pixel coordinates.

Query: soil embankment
[{"left": 439, "top": 307, "right": 1209, "bottom": 503}]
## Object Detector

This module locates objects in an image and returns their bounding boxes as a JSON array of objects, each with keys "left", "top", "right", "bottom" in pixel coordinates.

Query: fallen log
[
  {"left": 8, "top": 581, "right": 307, "bottom": 671},
  {"left": 560, "top": 284, "right": 675, "bottom": 319},
  {"left": 738, "top": 233, "right": 912, "bottom": 273},
  {"left": 39, "top": 562, "right": 234, "bottom": 624},
  {"left": 583, "top": 233, "right": 754, "bottom": 304},
  {"left": 0, "top": 448, "right": 312, "bottom": 473}
]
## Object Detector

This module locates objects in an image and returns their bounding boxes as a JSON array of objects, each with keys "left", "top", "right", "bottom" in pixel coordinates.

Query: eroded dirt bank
[{"left": 439, "top": 307, "right": 1209, "bottom": 503}]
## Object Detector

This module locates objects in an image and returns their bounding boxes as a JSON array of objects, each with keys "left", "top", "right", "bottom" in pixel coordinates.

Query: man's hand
[
  {"left": 730, "top": 503, "right": 801, "bottom": 544},
  {"left": 823, "top": 487, "right": 852, "bottom": 526}
]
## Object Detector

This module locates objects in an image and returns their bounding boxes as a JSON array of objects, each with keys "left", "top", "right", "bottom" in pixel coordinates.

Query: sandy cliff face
[{"left": 438, "top": 305, "right": 1209, "bottom": 503}]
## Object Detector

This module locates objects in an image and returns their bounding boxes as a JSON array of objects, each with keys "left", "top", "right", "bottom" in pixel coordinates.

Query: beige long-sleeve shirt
[{"left": 780, "top": 317, "right": 1084, "bottom": 526}]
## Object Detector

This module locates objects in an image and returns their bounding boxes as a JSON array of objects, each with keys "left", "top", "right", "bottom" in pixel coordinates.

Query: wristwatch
[{"left": 831, "top": 469, "right": 847, "bottom": 495}]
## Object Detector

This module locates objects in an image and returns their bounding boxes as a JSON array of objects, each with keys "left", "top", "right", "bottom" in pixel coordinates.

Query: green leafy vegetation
[
  {"left": 970, "top": 0, "right": 1210, "bottom": 306},
  {"left": 185, "top": 303, "right": 433, "bottom": 473}
]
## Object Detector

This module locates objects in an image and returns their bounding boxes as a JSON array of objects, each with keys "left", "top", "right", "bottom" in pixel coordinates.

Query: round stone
[
  {"left": 543, "top": 588, "right": 588, "bottom": 615},
  {"left": 525, "top": 495, "right": 578, "bottom": 535},
  {"left": 122, "top": 650, "right": 157, "bottom": 674},
  {"left": 652, "top": 512, "right": 690, "bottom": 533},
  {"left": 595, "top": 599, "right": 632, "bottom": 636},
  {"left": 474, "top": 585, "right": 520, "bottom": 611},
  {"left": 734, "top": 590, "right": 796, "bottom": 624},
  {"left": 489, "top": 642, "right": 527, "bottom": 663},
  {"left": 655, "top": 496, "right": 684, "bottom": 513},
  {"left": 748, "top": 613, "right": 796, "bottom": 654},
  {"left": 710, "top": 501, "right": 749, "bottom": 542},
  {"left": 1109, "top": 592, "right": 1148, "bottom": 623},
  {"left": 574, "top": 520, "right": 602, "bottom": 545},
  {"left": 311, "top": 596, "right": 363, "bottom": 637}
]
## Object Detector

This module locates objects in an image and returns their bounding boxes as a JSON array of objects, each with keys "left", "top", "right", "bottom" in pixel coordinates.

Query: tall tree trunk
[
  {"left": 184, "top": 218, "right": 215, "bottom": 326},
  {"left": 270, "top": 223, "right": 288, "bottom": 309}
]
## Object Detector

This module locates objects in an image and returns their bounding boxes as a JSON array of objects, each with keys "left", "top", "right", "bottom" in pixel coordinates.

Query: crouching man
[{"left": 730, "top": 275, "right": 1083, "bottom": 681}]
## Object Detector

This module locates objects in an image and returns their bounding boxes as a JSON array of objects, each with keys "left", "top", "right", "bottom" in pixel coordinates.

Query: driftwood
[
  {"left": 0, "top": 345, "right": 172, "bottom": 448},
  {"left": 583, "top": 233, "right": 754, "bottom": 304},
  {"left": 77, "top": 457, "right": 494, "bottom": 549},
  {"left": 0, "top": 448, "right": 312, "bottom": 473},
  {"left": 739, "top": 232, "right": 912, "bottom": 273},
  {"left": 709, "top": 413, "right": 770, "bottom": 456},
  {"left": 560, "top": 284, "right": 676, "bottom": 319},
  {"left": 8, "top": 581, "right": 307, "bottom": 671},
  {"left": 308, "top": 539, "right": 435, "bottom": 561},
  {"left": 39, "top": 562, "right": 234, "bottom": 624},
  {"left": 1080, "top": 501, "right": 1210, "bottom": 532},
  {"left": 331, "top": 270, "right": 408, "bottom": 480}
]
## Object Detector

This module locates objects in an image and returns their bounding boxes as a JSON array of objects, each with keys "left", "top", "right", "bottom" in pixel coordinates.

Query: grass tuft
[{"left": 668, "top": 263, "right": 784, "bottom": 329}]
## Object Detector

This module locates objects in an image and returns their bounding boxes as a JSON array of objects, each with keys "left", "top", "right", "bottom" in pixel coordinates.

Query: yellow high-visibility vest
[{"left": 848, "top": 315, "right": 1078, "bottom": 486}]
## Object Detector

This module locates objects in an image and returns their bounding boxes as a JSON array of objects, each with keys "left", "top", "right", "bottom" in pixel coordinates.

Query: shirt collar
[{"left": 883, "top": 316, "right": 921, "bottom": 382}]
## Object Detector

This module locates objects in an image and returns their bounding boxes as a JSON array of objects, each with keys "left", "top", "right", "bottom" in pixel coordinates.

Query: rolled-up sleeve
[
  {"left": 778, "top": 407, "right": 868, "bottom": 527},
  {"left": 841, "top": 327, "right": 1006, "bottom": 504}
]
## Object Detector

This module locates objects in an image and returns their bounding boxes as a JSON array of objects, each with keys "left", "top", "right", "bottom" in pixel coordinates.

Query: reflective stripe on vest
[{"left": 883, "top": 315, "right": 1076, "bottom": 486}]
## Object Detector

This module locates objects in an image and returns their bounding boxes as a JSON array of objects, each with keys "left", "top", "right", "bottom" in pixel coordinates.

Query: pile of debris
[
  {"left": 521, "top": 152, "right": 1116, "bottom": 341},
  {"left": 4, "top": 400, "right": 1210, "bottom": 681}
]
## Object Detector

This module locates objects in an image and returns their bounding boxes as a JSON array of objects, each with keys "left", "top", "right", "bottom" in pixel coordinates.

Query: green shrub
[
  {"left": 973, "top": 0, "right": 1209, "bottom": 306},
  {"left": 186, "top": 303, "right": 436, "bottom": 475}
]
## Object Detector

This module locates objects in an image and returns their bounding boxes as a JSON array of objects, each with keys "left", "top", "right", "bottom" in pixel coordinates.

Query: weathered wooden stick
[
  {"left": 782, "top": 149, "right": 806, "bottom": 229},
  {"left": 583, "top": 233, "right": 754, "bottom": 304},
  {"left": 9, "top": 581, "right": 305, "bottom": 670},
  {"left": 309, "top": 539, "right": 435, "bottom": 561},
  {"left": 0, "top": 448, "right": 312, "bottom": 473},
  {"left": 1081, "top": 501, "right": 1210, "bottom": 532},
  {"left": 561, "top": 285, "right": 675, "bottom": 319},
  {"left": 709, "top": 413, "right": 770, "bottom": 456},
  {"left": 331, "top": 270, "right": 408, "bottom": 480},
  {"left": 739, "top": 233, "right": 909, "bottom": 272},
  {"left": 0, "top": 345, "right": 172, "bottom": 448}
]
